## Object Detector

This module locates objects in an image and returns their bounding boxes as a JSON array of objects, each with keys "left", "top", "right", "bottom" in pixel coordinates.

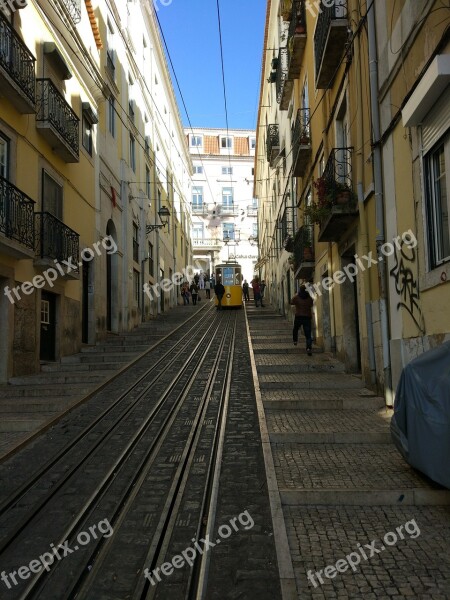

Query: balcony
[
  {"left": 36, "top": 78, "right": 79, "bottom": 163},
  {"left": 275, "top": 47, "right": 292, "bottom": 110},
  {"left": 192, "top": 204, "right": 208, "bottom": 216},
  {"left": 266, "top": 124, "right": 280, "bottom": 167},
  {"left": 292, "top": 108, "right": 311, "bottom": 177},
  {"left": 0, "top": 12, "right": 36, "bottom": 113},
  {"left": 35, "top": 212, "right": 80, "bottom": 277},
  {"left": 314, "top": 0, "right": 348, "bottom": 89},
  {"left": 317, "top": 148, "right": 358, "bottom": 242},
  {"left": 247, "top": 205, "right": 258, "bottom": 217},
  {"left": 292, "top": 225, "right": 315, "bottom": 279},
  {"left": 220, "top": 205, "right": 238, "bottom": 217},
  {"left": 0, "top": 176, "right": 35, "bottom": 258},
  {"left": 192, "top": 238, "right": 221, "bottom": 249},
  {"left": 287, "top": 0, "right": 307, "bottom": 79},
  {"left": 59, "top": 0, "right": 82, "bottom": 25}
]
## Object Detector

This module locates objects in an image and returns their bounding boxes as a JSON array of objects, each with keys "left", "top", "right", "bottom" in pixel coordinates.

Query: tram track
[{"left": 0, "top": 308, "right": 239, "bottom": 600}]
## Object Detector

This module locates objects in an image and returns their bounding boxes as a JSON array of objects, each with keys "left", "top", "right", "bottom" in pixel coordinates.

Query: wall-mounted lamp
[{"left": 146, "top": 206, "right": 171, "bottom": 234}]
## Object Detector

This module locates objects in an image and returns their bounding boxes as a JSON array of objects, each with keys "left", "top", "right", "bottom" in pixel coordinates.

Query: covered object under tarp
[{"left": 390, "top": 341, "right": 450, "bottom": 489}]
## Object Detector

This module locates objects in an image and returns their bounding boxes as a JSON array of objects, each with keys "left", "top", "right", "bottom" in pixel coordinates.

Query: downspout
[
  {"left": 367, "top": 2, "right": 393, "bottom": 405},
  {"left": 354, "top": 21, "right": 376, "bottom": 385}
]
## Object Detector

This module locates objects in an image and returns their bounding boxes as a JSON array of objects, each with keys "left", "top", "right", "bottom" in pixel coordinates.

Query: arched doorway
[{"left": 106, "top": 220, "right": 118, "bottom": 332}]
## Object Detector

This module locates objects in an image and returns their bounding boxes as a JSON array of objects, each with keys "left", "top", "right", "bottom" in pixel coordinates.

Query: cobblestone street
[{"left": 246, "top": 304, "right": 450, "bottom": 600}]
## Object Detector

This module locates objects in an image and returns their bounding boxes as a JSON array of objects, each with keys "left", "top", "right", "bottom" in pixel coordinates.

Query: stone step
[
  {"left": 0, "top": 398, "right": 74, "bottom": 412},
  {"left": 61, "top": 353, "right": 135, "bottom": 364},
  {"left": 0, "top": 384, "right": 92, "bottom": 398},
  {"left": 256, "top": 360, "right": 345, "bottom": 374},
  {"left": 269, "top": 431, "right": 391, "bottom": 443},
  {"left": 262, "top": 395, "right": 385, "bottom": 410},
  {"left": 258, "top": 373, "right": 364, "bottom": 390},
  {"left": 41, "top": 362, "right": 121, "bottom": 373},
  {"left": 80, "top": 344, "right": 148, "bottom": 353},
  {"left": 279, "top": 489, "right": 450, "bottom": 506},
  {"left": 0, "top": 415, "right": 52, "bottom": 432},
  {"left": 8, "top": 371, "right": 114, "bottom": 386},
  {"left": 252, "top": 345, "right": 324, "bottom": 355}
]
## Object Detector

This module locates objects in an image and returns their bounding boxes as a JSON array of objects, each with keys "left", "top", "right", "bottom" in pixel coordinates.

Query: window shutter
[{"left": 422, "top": 88, "right": 450, "bottom": 154}]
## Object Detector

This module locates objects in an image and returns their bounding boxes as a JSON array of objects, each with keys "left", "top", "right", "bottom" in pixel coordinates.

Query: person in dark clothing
[
  {"left": 242, "top": 280, "right": 250, "bottom": 302},
  {"left": 214, "top": 280, "right": 225, "bottom": 310},
  {"left": 290, "top": 285, "right": 313, "bottom": 355},
  {"left": 190, "top": 282, "right": 199, "bottom": 305}
]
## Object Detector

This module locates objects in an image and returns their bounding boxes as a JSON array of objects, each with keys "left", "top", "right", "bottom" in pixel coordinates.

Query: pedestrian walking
[
  {"left": 214, "top": 280, "right": 225, "bottom": 310},
  {"left": 205, "top": 279, "right": 211, "bottom": 299},
  {"left": 260, "top": 280, "right": 267, "bottom": 302},
  {"left": 290, "top": 285, "right": 313, "bottom": 355},
  {"left": 199, "top": 273, "right": 205, "bottom": 289},
  {"left": 251, "top": 277, "right": 264, "bottom": 307},
  {"left": 181, "top": 282, "right": 189, "bottom": 305},
  {"left": 242, "top": 280, "right": 250, "bottom": 302},
  {"left": 190, "top": 282, "right": 199, "bottom": 306}
]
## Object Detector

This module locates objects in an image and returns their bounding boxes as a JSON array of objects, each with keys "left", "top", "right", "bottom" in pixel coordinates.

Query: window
[
  {"left": 130, "top": 134, "right": 136, "bottom": 171},
  {"left": 192, "top": 223, "right": 204, "bottom": 241},
  {"left": 145, "top": 136, "right": 150, "bottom": 155},
  {"left": 252, "top": 223, "right": 258, "bottom": 237},
  {"left": 252, "top": 167, "right": 255, "bottom": 176},
  {"left": 41, "top": 300, "right": 50, "bottom": 325},
  {"left": 191, "top": 135, "right": 202, "bottom": 147},
  {"left": 108, "top": 96, "right": 115, "bottom": 137},
  {"left": 134, "top": 270, "right": 140, "bottom": 305},
  {"left": 192, "top": 186, "right": 203, "bottom": 211},
  {"left": 106, "top": 20, "right": 115, "bottom": 76},
  {"left": 129, "top": 99, "right": 135, "bottom": 124},
  {"left": 148, "top": 242, "right": 154, "bottom": 276},
  {"left": 193, "top": 165, "right": 203, "bottom": 174},
  {"left": 221, "top": 136, "right": 232, "bottom": 149},
  {"left": 222, "top": 166, "right": 233, "bottom": 175},
  {"left": 82, "top": 116, "right": 93, "bottom": 155},
  {"left": 250, "top": 137, "right": 256, "bottom": 149},
  {"left": 146, "top": 167, "right": 151, "bottom": 199},
  {"left": 0, "top": 134, "right": 9, "bottom": 179},
  {"left": 223, "top": 222, "right": 235, "bottom": 240},
  {"left": 43, "top": 171, "right": 63, "bottom": 218},
  {"left": 426, "top": 137, "right": 450, "bottom": 268},
  {"left": 132, "top": 223, "right": 139, "bottom": 262},
  {"left": 222, "top": 187, "right": 234, "bottom": 208}
]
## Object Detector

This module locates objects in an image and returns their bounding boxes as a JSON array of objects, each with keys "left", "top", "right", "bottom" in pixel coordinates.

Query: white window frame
[
  {"left": 192, "top": 186, "right": 203, "bottom": 211},
  {"left": 193, "top": 165, "right": 203, "bottom": 174},
  {"left": 222, "top": 166, "right": 233, "bottom": 175},
  {"left": 425, "top": 134, "right": 450, "bottom": 269},
  {"left": 0, "top": 133, "right": 9, "bottom": 179},
  {"left": 191, "top": 135, "right": 203, "bottom": 148},
  {"left": 223, "top": 222, "right": 235, "bottom": 240},
  {"left": 222, "top": 187, "right": 234, "bottom": 207},
  {"left": 220, "top": 136, "right": 233, "bottom": 149}
]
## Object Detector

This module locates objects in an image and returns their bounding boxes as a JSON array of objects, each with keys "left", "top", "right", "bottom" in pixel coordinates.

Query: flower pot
[{"left": 336, "top": 191, "right": 351, "bottom": 204}]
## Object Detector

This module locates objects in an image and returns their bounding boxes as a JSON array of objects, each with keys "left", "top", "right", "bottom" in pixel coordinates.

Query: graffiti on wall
[{"left": 390, "top": 241, "right": 425, "bottom": 333}]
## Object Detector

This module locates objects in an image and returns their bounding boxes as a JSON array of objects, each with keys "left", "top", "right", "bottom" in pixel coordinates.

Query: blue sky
[{"left": 157, "top": 0, "right": 266, "bottom": 131}]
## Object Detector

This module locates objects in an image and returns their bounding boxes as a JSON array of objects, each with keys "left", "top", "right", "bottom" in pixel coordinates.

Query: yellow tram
[{"left": 214, "top": 263, "right": 243, "bottom": 308}]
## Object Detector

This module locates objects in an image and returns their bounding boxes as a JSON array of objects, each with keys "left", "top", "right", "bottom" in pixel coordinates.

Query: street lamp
[{"left": 146, "top": 206, "right": 171, "bottom": 234}]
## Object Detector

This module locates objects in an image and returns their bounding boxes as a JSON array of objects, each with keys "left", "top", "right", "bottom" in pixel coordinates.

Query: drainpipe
[
  {"left": 354, "top": 21, "right": 376, "bottom": 385},
  {"left": 367, "top": 3, "right": 393, "bottom": 405}
]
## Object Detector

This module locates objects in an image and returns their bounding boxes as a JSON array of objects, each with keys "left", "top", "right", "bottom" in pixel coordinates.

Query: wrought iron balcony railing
[
  {"left": 288, "top": 0, "right": 307, "bottom": 40},
  {"left": 192, "top": 204, "right": 206, "bottom": 214},
  {"left": 266, "top": 124, "right": 280, "bottom": 165},
  {"left": 323, "top": 147, "right": 353, "bottom": 193},
  {"left": 0, "top": 11, "right": 36, "bottom": 112},
  {"left": 35, "top": 212, "right": 80, "bottom": 271},
  {"left": 275, "top": 47, "right": 289, "bottom": 105},
  {"left": 36, "top": 78, "right": 79, "bottom": 161},
  {"left": 0, "top": 175, "right": 35, "bottom": 250},
  {"left": 292, "top": 224, "right": 315, "bottom": 279},
  {"left": 59, "top": 0, "right": 82, "bottom": 25},
  {"left": 314, "top": 0, "right": 348, "bottom": 88},
  {"left": 292, "top": 108, "right": 311, "bottom": 177},
  {"left": 247, "top": 205, "right": 258, "bottom": 217}
]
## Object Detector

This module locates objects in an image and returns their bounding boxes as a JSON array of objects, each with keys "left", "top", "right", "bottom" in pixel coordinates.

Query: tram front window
[{"left": 223, "top": 267, "right": 234, "bottom": 286}]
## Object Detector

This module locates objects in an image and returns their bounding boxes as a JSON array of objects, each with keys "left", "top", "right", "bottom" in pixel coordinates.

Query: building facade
[
  {"left": 254, "top": 0, "right": 449, "bottom": 402},
  {"left": 187, "top": 128, "right": 258, "bottom": 282},
  {"left": 0, "top": 0, "right": 192, "bottom": 382}
]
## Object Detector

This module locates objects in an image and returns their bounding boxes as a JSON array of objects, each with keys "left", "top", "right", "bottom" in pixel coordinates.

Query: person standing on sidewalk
[
  {"left": 290, "top": 285, "right": 313, "bottom": 355},
  {"left": 190, "top": 282, "right": 199, "bottom": 306},
  {"left": 205, "top": 279, "right": 211, "bottom": 299},
  {"left": 242, "top": 280, "right": 250, "bottom": 302},
  {"left": 214, "top": 280, "right": 225, "bottom": 310},
  {"left": 260, "top": 280, "right": 267, "bottom": 303},
  {"left": 251, "top": 277, "right": 264, "bottom": 307}
]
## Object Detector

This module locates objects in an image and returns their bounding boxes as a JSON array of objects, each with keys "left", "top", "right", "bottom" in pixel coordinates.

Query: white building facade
[{"left": 186, "top": 128, "right": 258, "bottom": 282}]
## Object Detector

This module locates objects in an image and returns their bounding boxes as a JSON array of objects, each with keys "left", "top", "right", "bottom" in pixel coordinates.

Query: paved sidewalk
[{"left": 246, "top": 304, "right": 450, "bottom": 599}]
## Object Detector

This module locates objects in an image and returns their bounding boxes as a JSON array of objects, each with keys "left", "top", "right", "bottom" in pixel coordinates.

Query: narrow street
[{"left": 0, "top": 301, "right": 449, "bottom": 598}]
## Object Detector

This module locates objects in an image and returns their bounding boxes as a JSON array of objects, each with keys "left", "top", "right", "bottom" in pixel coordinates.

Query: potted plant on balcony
[
  {"left": 283, "top": 235, "right": 294, "bottom": 252},
  {"left": 302, "top": 227, "right": 313, "bottom": 261}
]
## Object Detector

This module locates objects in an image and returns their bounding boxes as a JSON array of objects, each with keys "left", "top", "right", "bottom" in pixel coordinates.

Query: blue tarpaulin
[{"left": 390, "top": 341, "right": 450, "bottom": 489}]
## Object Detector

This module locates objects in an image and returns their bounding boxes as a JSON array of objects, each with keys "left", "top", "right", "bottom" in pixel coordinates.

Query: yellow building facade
[{"left": 255, "top": 0, "right": 449, "bottom": 403}]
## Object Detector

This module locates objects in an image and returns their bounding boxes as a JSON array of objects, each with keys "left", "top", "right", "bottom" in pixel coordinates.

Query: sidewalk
[
  {"left": 246, "top": 303, "right": 450, "bottom": 599},
  {"left": 0, "top": 304, "right": 206, "bottom": 461}
]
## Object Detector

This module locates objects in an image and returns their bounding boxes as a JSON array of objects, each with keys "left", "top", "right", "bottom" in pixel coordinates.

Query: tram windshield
[{"left": 222, "top": 267, "right": 234, "bottom": 286}]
